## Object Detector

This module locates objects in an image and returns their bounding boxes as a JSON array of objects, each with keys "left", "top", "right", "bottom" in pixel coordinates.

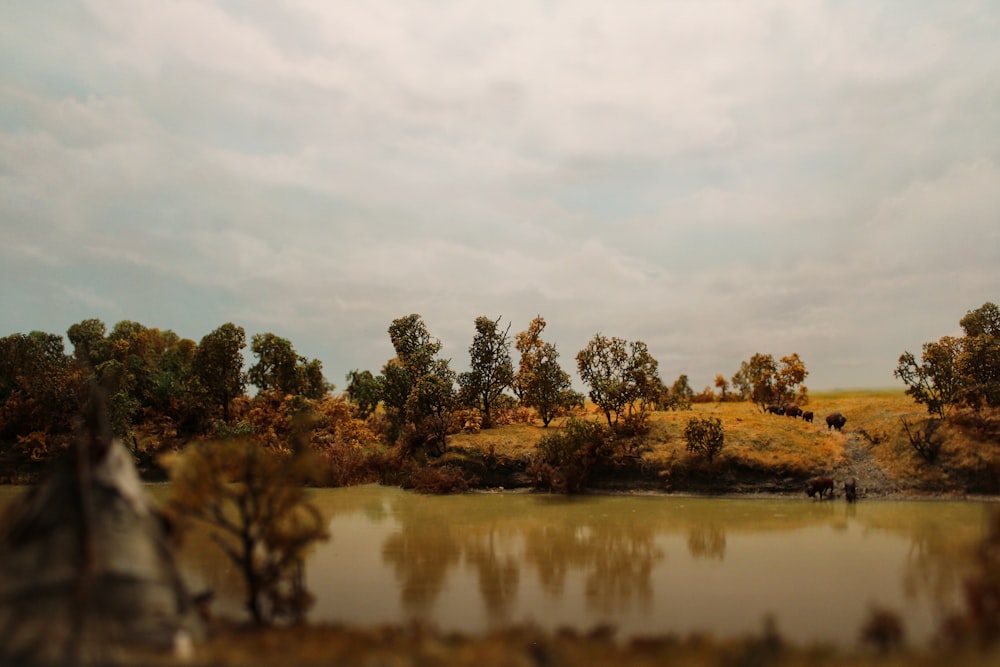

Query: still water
[{"left": 170, "top": 485, "right": 994, "bottom": 647}]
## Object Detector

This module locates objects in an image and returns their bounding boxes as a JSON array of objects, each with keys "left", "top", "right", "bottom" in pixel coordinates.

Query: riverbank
[{"left": 436, "top": 391, "right": 1000, "bottom": 498}]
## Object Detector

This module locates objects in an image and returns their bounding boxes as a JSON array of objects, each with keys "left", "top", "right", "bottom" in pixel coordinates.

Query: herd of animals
[
  {"left": 762, "top": 402, "right": 855, "bottom": 502},
  {"left": 764, "top": 402, "right": 847, "bottom": 431}
]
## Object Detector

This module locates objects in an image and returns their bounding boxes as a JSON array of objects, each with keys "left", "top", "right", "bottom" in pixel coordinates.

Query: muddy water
[
  {"left": 2, "top": 484, "right": 993, "bottom": 646},
  {"left": 171, "top": 485, "right": 994, "bottom": 646}
]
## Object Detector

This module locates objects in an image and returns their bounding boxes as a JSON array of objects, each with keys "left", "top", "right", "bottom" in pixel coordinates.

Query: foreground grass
[{"left": 164, "top": 619, "right": 1000, "bottom": 667}]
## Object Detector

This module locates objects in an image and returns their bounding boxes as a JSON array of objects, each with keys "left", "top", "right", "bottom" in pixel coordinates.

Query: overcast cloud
[{"left": 2, "top": 0, "right": 998, "bottom": 392}]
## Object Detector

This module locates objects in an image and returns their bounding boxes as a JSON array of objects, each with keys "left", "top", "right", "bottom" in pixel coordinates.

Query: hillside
[{"left": 443, "top": 390, "right": 1000, "bottom": 497}]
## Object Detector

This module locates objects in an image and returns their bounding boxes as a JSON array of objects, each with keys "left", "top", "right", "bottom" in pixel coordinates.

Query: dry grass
[{"left": 438, "top": 390, "right": 1000, "bottom": 495}]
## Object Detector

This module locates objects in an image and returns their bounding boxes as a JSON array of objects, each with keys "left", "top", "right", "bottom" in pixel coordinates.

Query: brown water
[{"left": 2, "top": 484, "right": 994, "bottom": 646}]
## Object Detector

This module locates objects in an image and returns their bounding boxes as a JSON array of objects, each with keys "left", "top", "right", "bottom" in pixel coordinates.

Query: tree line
[{"left": 0, "top": 312, "right": 812, "bottom": 468}]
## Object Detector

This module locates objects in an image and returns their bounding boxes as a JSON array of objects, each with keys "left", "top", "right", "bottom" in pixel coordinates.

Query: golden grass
[{"left": 441, "top": 390, "right": 1000, "bottom": 495}]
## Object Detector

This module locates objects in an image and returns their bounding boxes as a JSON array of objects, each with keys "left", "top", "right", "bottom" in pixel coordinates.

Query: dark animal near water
[
  {"left": 784, "top": 404, "right": 803, "bottom": 418},
  {"left": 826, "top": 413, "right": 847, "bottom": 431},
  {"left": 767, "top": 404, "right": 784, "bottom": 415},
  {"left": 845, "top": 478, "right": 857, "bottom": 503},
  {"left": 802, "top": 410, "right": 814, "bottom": 423},
  {"left": 806, "top": 476, "right": 835, "bottom": 500}
]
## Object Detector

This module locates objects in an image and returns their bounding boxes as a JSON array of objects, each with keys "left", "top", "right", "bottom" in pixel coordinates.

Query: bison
[
  {"left": 802, "top": 410, "right": 814, "bottom": 423},
  {"left": 783, "top": 404, "right": 803, "bottom": 418},
  {"left": 826, "top": 413, "right": 847, "bottom": 431},
  {"left": 766, "top": 404, "right": 784, "bottom": 415},
  {"left": 844, "top": 478, "right": 857, "bottom": 503},
  {"left": 806, "top": 476, "right": 835, "bottom": 500}
]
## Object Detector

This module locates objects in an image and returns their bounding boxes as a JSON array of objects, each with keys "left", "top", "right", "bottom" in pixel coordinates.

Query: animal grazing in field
[
  {"left": 826, "top": 413, "right": 847, "bottom": 431},
  {"left": 802, "top": 410, "right": 814, "bottom": 423},
  {"left": 806, "top": 476, "right": 835, "bottom": 500},
  {"left": 767, "top": 404, "right": 784, "bottom": 415},
  {"left": 844, "top": 478, "right": 857, "bottom": 503},
  {"left": 783, "top": 404, "right": 803, "bottom": 418}
]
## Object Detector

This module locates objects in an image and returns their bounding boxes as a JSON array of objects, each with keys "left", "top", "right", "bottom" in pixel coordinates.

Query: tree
[
  {"left": 739, "top": 353, "right": 779, "bottom": 411},
  {"left": 248, "top": 333, "right": 329, "bottom": 399},
  {"left": 194, "top": 323, "right": 247, "bottom": 423},
  {"left": 958, "top": 302, "right": 1000, "bottom": 409},
  {"left": 379, "top": 314, "right": 455, "bottom": 450},
  {"left": 0, "top": 331, "right": 81, "bottom": 442},
  {"left": 345, "top": 369, "right": 381, "bottom": 419},
  {"left": 684, "top": 416, "right": 725, "bottom": 463},
  {"left": 458, "top": 316, "right": 514, "bottom": 429},
  {"left": 248, "top": 333, "right": 299, "bottom": 395},
  {"left": 576, "top": 334, "right": 661, "bottom": 428},
  {"left": 514, "top": 318, "right": 581, "bottom": 427},
  {"left": 730, "top": 363, "right": 751, "bottom": 401},
  {"left": 404, "top": 359, "right": 458, "bottom": 456},
  {"left": 960, "top": 302, "right": 1000, "bottom": 338},
  {"left": 664, "top": 374, "right": 694, "bottom": 411},
  {"left": 66, "top": 318, "right": 108, "bottom": 366},
  {"left": 714, "top": 374, "right": 729, "bottom": 401},
  {"left": 776, "top": 353, "right": 809, "bottom": 403},
  {"left": 895, "top": 336, "right": 966, "bottom": 418},
  {"left": 166, "top": 437, "right": 328, "bottom": 625}
]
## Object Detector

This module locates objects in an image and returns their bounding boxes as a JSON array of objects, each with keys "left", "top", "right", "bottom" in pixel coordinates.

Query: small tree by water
[
  {"left": 684, "top": 416, "right": 725, "bottom": 463},
  {"left": 165, "top": 438, "right": 328, "bottom": 625}
]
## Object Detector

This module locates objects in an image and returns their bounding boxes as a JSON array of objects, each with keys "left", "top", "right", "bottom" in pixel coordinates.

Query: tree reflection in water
[
  {"left": 687, "top": 524, "right": 726, "bottom": 560},
  {"left": 381, "top": 520, "right": 461, "bottom": 618}
]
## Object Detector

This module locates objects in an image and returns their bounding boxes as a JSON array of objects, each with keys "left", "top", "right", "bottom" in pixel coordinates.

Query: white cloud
[{"left": 2, "top": 0, "right": 999, "bottom": 390}]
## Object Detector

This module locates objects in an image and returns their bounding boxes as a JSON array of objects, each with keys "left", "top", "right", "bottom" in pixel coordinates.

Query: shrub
[
  {"left": 403, "top": 463, "right": 475, "bottom": 494},
  {"left": 900, "top": 417, "right": 944, "bottom": 464},
  {"left": 530, "top": 419, "right": 613, "bottom": 493},
  {"left": 684, "top": 416, "right": 725, "bottom": 463}
]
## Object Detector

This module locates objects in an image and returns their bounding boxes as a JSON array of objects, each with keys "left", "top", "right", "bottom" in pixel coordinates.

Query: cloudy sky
[{"left": 2, "top": 0, "right": 998, "bottom": 393}]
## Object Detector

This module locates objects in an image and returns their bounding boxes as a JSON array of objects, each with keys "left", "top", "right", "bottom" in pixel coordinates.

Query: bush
[
  {"left": 403, "top": 463, "right": 476, "bottom": 494},
  {"left": 530, "top": 419, "right": 613, "bottom": 493},
  {"left": 684, "top": 416, "right": 725, "bottom": 463}
]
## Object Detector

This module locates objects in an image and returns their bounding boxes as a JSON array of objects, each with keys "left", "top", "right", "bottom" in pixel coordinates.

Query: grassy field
[{"left": 442, "top": 390, "right": 999, "bottom": 496}]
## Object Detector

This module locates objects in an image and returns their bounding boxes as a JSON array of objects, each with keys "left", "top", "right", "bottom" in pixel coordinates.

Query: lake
[{"left": 162, "top": 484, "right": 995, "bottom": 647}]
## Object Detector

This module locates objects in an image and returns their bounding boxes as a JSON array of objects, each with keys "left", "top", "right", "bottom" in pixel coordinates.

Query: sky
[{"left": 2, "top": 0, "right": 998, "bottom": 393}]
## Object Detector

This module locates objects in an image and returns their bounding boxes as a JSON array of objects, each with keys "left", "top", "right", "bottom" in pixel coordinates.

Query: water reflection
[
  {"left": 687, "top": 524, "right": 726, "bottom": 560},
  {"left": 7, "top": 476, "right": 988, "bottom": 648},
  {"left": 140, "top": 486, "right": 996, "bottom": 644}
]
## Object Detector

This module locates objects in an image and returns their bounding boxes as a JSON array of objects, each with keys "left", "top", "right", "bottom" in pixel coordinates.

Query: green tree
[
  {"left": 458, "top": 316, "right": 514, "bottom": 429},
  {"left": 166, "top": 438, "right": 328, "bottom": 625},
  {"left": 66, "top": 318, "right": 108, "bottom": 367},
  {"left": 664, "top": 374, "right": 694, "bottom": 411},
  {"left": 730, "top": 363, "right": 751, "bottom": 401},
  {"left": 248, "top": 333, "right": 329, "bottom": 399},
  {"left": 895, "top": 336, "right": 966, "bottom": 418},
  {"left": 960, "top": 302, "right": 1000, "bottom": 338},
  {"left": 345, "top": 369, "right": 381, "bottom": 419},
  {"left": 531, "top": 418, "right": 613, "bottom": 493},
  {"left": 576, "top": 334, "right": 661, "bottom": 428},
  {"left": 248, "top": 333, "right": 299, "bottom": 394},
  {"left": 379, "top": 314, "right": 444, "bottom": 440},
  {"left": 684, "top": 416, "right": 725, "bottom": 463},
  {"left": 958, "top": 302, "right": 1000, "bottom": 409},
  {"left": 514, "top": 317, "right": 581, "bottom": 427},
  {"left": 0, "top": 331, "right": 80, "bottom": 442},
  {"left": 194, "top": 323, "right": 247, "bottom": 423},
  {"left": 404, "top": 358, "right": 457, "bottom": 456}
]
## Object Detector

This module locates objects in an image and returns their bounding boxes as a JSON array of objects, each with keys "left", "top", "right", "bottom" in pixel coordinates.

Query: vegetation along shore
[{"left": 0, "top": 302, "right": 997, "bottom": 664}]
